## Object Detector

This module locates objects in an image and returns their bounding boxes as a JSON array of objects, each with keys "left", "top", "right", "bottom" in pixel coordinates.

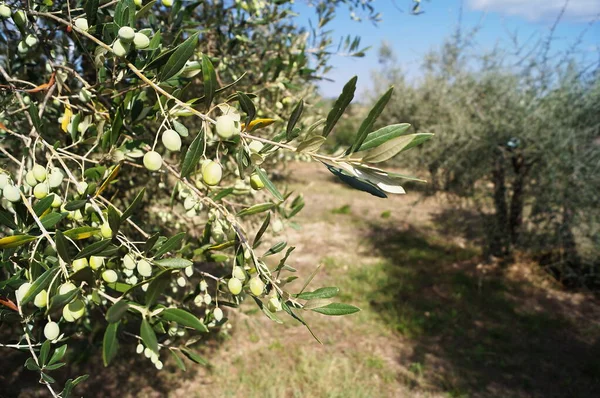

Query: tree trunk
[
  {"left": 509, "top": 153, "right": 527, "bottom": 245},
  {"left": 489, "top": 149, "right": 510, "bottom": 257}
]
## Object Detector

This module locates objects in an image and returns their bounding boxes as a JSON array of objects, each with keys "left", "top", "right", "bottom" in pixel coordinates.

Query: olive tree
[
  {"left": 0, "top": 0, "right": 428, "bottom": 395},
  {"left": 373, "top": 30, "right": 600, "bottom": 283}
]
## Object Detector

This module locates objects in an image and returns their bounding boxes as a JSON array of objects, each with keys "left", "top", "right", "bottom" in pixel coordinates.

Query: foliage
[
  {"left": 373, "top": 29, "right": 600, "bottom": 285},
  {"left": 0, "top": 0, "right": 428, "bottom": 394}
]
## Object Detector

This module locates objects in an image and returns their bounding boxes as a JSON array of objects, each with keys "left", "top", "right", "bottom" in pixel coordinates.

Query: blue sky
[{"left": 292, "top": 0, "right": 600, "bottom": 97}]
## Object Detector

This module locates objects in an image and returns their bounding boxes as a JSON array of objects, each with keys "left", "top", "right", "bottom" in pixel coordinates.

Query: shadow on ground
[{"left": 361, "top": 222, "right": 600, "bottom": 398}]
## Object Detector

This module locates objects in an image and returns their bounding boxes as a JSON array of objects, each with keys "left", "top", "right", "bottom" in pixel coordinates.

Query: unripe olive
[
  {"left": 118, "top": 26, "right": 136, "bottom": 43},
  {"left": 0, "top": 174, "right": 9, "bottom": 189},
  {"left": 33, "top": 183, "right": 49, "bottom": 199},
  {"left": 123, "top": 254, "right": 136, "bottom": 270},
  {"left": 62, "top": 305, "right": 75, "bottom": 322},
  {"left": 272, "top": 219, "right": 284, "bottom": 233},
  {"left": 44, "top": 322, "right": 60, "bottom": 340},
  {"left": 199, "top": 280, "right": 208, "bottom": 292},
  {"left": 202, "top": 161, "right": 222, "bottom": 186},
  {"left": 213, "top": 307, "right": 223, "bottom": 321},
  {"left": 72, "top": 258, "right": 89, "bottom": 272},
  {"left": 24, "top": 170, "right": 37, "bottom": 187},
  {"left": 79, "top": 88, "right": 92, "bottom": 103},
  {"left": 12, "top": 10, "right": 26, "bottom": 30},
  {"left": 162, "top": 0, "right": 173, "bottom": 6},
  {"left": 249, "top": 173, "right": 264, "bottom": 190},
  {"left": 268, "top": 295, "right": 282, "bottom": 312},
  {"left": 74, "top": 17, "right": 89, "bottom": 32},
  {"left": 134, "top": 0, "right": 143, "bottom": 6},
  {"left": 58, "top": 282, "right": 77, "bottom": 295},
  {"left": 248, "top": 140, "right": 263, "bottom": 153},
  {"left": 137, "top": 259, "right": 152, "bottom": 277},
  {"left": 215, "top": 115, "right": 238, "bottom": 139},
  {"left": 162, "top": 129, "right": 181, "bottom": 152},
  {"left": 102, "top": 270, "right": 118, "bottom": 283},
  {"left": 32, "top": 164, "right": 47, "bottom": 182},
  {"left": 193, "top": 294, "right": 204, "bottom": 307},
  {"left": 17, "top": 41, "right": 28, "bottom": 54},
  {"left": 66, "top": 299, "right": 85, "bottom": 321},
  {"left": 24, "top": 34, "right": 38, "bottom": 48},
  {"left": 100, "top": 222, "right": 113, "bottom": 238},
  {"left": 22, "top": 95, "right": 31, "bottom": 105},
  {"left": 34, "top": 289, "right": 48, "bottom": 308},
  {"left": 249, "top": 276, "right": 265, "bottom": 296},
  {"left": 136, "top": 343, "right": 144, "bottom": 354},
  {"left": 112, "top": 39, "right": 130, "bottom": 57},
  {"left": 155, "top": 361, "right": 163, "bottom": 370},
  {"left": 3, "top": 184, "right": 20, "bottom": 202},
  {"left": 232, "top": 266, "right": 246, "bottom": 281},
  {"left": 16, "top": 282, "right": 31, "bottom": 302},
  {"left": 228, "top": 278, "right": 243, "bottom": 295},
  {"left": 176, "top": 276, "right": 186, "bottom": 287},
  {"left": 48, "top": 169, "right": 64, "bottom": 188},
  {"left": 0, "top": 4, "right": 11, "bottom": 19},
  {"left": 77, "top": 182, "right": 88, "bottom": 195},
  {"left": 50, "top": 193, "right": 62, "bottom": 208},
  {"left": 143, "top": 151, "right": 162, "bottom": 171},
  {"left": 133, "top": 32, "right": 150, "bottom": 49},
  {"left": 183, "top": 196, "right": 197, "bottom": 210},
  {"left": 89, "top": 256, "right": 105, "bottom": 270}
]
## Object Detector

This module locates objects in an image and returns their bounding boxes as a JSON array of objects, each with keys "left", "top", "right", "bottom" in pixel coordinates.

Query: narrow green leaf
[
  {"left": 49, "top": 289, "right": 79, "bottom": 310},
  {"left": 0, "top": 209, "right": 17, "bottom": 230},
  {"left": 122, "top": 188, "right": 145, "bottom": 220},
  {"left": 237, "top": 92, "right": 256, "bottom": 128},
  {"left": 286, "top": 99, "right": 304, "bottom": 140},
  {"left": 357, "top": 133, "right": 433, "bottom": 163},
  {"left": 40, "top": 212, "right": 66, "bottom": 229},
  {"left": 145, "top": 270, "right": 172, "bottom": 306},
  {"left": 236, "top": 203, "right": 275, "bottom": 217},
  {"left": 170, "top": 350, "right": 187, "bottom": 371},
  {"left": 153, "top": 258, "right": 193, "bottom": 268},
  {"left": 54, "top": 231, "right": 71, "bottom": 263},
  {"left": 180, "top": 129, "right": 204, "bottom": 178},
  {"left": 159, "top": 32, "right": 199, "bottom": 81},
  {"left": 74, "top": 239, "right": 112, "bottom": 260},
  {"left": 105, "top": 300, "right": 129, "bottom": 323},
  {"left": 48, "top": 344, "right": 67, "bottom": 366},
  {"left": 84, "top": 0, "right": 99, "bottom": 25},
  {"left": 254, "top": 168, "right": 283, "bottom": 202},
  {"left": 28, "top": 103, "right": 42, "bottom": 134},
  {"left": 357, "top": 123, "right": 411, "bottom": 151},
  {"left": 107, "top": 205, "right": 121, "bottom": 235},
  {"left": 39, "top": 340, "right": 51, "bottom": 365},
  {"left": 0, "top": 235, "right": 37, "bottom": 249},
  {"left": 296, "top": 287, "right": 340, "bottom": 300},
  {"left": 252, "top": 296, "right": 283, "bottom": 324},
  {"left": 299, "top": 263, "right": 322, "bottom": 294},
  {"left": 350, "top": 87, "right": 393, "bottom": 153},
  {"left": 252, "top": 213, "right": 270, "bottom": 248},
  {"left": 63, "top": 226, "right": 99, "bottom": 240},
  {"left": 102, "top": 322, "right": 119, "bottom": 366},
  {"left": 20, "top": 266, "right": 60, "bottom": 305},
  {"left": 181, "top": 348, "right": 210, "bottom": 366},
  {"left": 263, "top": 241, "right": 286, "bottom": 257},
  {"left": 64, "top": 199, "right": 87, "bottom": 211},
  {"left": 161, "top": 308, "right": 208, "bottom": 332},
  {"left": 311, "top": 303, "right": 360, "bottom": 316},
  {"left": 140, "top": 319, "right": 158, "bottom": 354},
  {"left": 296, "top": 136, "right": 326, "bottom": 153},
  {"left": 154, "top": 232, "right": 186, "bottom": 258},
  {"left": 322, "top": 76, "right": 357, "bottom": 138},
  {"left": 33, "top": 195, "right": 55, "bottom": 217},
  {"left": 201, "top": 54, "right": 217, "bottom": 109}
]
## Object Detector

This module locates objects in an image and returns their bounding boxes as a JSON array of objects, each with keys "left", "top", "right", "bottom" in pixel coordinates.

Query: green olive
[
  {"left": 34, "top": 289, "right": 48, "bottom": 308},
  {"left": 0, "top": 4, "right": 11, "bottom": 19},
  {"left": 133, "top": 32, "right": 150, "bottom": 50},
  {"left": 134, "top": 0, "right": 143, "bottom": 6},
  {"left": 162, "top": 0, "right": 173, "bottom": 6},
  {"left": 24, "top": 170, "right": 37, "bottom": 187},
  {"left": 112, "top": 38, "right": 130, "bottom": 57},
  {"left": 58, "top": 282, "right": 77, "bottom": 295},
  {"left": 249, "top": 276, "right": 265, "bottom": 296},
  {"left": 89, "top": 256, "right": 105, "bottom": 270},
  {"left": 232, "top": 266, "right": 246, "bottom": 281},
  {"left": 72, "top": 258, "right": 89, "bottom": 272},
  {"left": 0, "top": 173, "right": 9, "bottom": 189},
  {"left": 118, "top": 26, "right": 136, "bottom": 43},
  {"left": 16, "top": 282, "right": 31, "bottom": 302},
  {"left": 228, "top": 278, "right": 242, "bottom": 295},
  {"left": 33, "top": 183, "right": 49, "bottom": 199},
  {"left": 44, "top": 321, "right": 60, "bottom": 340},
  {"left": 66, "top": 299, "right": 85, "bottom": 321},
  {"left": 79, "top": 88, "right": 92, "bottom": 103},
  {"left": 3, "top": 184, "right": 21, "bottom": 202},
  {"left": 100, "top": 222, "right": 113, "bottom": 239},
  {"left": 267, "top": 296, "right": 282, "bottom": 312},
  {"left": 161, "top": 129, "right": 181, "bottom": 151},
  {"left": 102, "top": 270, "right": 118, "bottom": 283},
  {"left": 32, "top": 164, "right": 47, "bottom": 182},
  {"left": 48, "top": 169, "right": 64, "bottom": 188},
  {"left": 123, "top": 254, "right": 137, "bottom": 270},
  {"left": 137, "top": 259, "right": 152, "bottom": 277},
  {"left": 249, "top": 173, "right": 264, "bottom": 190},
  {"left": 24, "top": 34, "right": 37, "bottom": 47},
  {"left": 215, "top": 115, "right": 239, "bottom": 139},
  {"left": 74, "top": 17, "right": 88, "bottom": 32},
  {"left": 202, "top": 161, "right": 222, "bottom": 186},
  {"left": 143, "top": 151, "right": 163, "bottom": 171}
]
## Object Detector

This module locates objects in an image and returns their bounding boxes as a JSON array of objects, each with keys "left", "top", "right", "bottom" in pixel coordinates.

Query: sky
[{"left": 292, "top": 0, "right": 600, "bottom": 98}]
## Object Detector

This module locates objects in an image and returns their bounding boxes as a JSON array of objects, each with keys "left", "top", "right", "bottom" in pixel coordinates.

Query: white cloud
[{"left": 468, "top": 0, "right": 600, "bottom": 22}]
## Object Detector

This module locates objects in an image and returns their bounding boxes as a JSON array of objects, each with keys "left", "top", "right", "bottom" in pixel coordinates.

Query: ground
[{"left": 3, "top": 161, "right": 600, "bottom": 397}]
